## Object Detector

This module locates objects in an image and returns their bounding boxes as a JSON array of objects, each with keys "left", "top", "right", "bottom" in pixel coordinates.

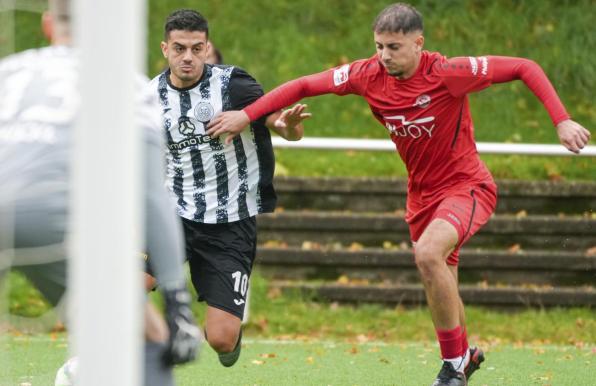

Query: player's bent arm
[
  {"left": 489, "top": 56, "right": 590, "bottom": 153},
  {"left": 489, "top": 56, "right": 569, "bottom": 126}
]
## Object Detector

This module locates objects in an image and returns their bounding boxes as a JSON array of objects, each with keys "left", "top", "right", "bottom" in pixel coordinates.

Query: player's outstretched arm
[
  {"left": 556, "top": 119, "right": 591, "bottom": 154},
  {"left": 266, "top": 103, "right": 311, "bottom": 141},
  {"left": 207, "top": 71, "right": 331, "bottom": 144}
]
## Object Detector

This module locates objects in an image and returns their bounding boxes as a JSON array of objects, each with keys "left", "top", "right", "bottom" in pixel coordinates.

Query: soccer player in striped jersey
[
  {"left": 206, "top": 2, "right": 591, "bottom": 385},
  {"left": 148, "top": 9, "right": 310, "bottom": 367},
  {"left": 0, "top": 1, "right": 200, "bottom": 385}
]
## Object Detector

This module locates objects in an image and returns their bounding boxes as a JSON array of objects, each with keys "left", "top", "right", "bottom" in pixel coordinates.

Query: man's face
[
  {"left": 374, "top": 30, "right": 424, "bottom": 79},
  {"left": 161, "top": 30, "right": 209, "bottom": 88}
]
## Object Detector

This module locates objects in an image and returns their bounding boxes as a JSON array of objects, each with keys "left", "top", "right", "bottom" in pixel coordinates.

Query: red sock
[
  {"left": 436, "top": 326, "right": 462, "bottom": 359},
  {"left": 461, "top": 326, "right": 469, "bottom": 354}
]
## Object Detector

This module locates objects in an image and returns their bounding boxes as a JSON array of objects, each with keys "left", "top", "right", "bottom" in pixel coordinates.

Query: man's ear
[
  {"left": 160, "top": 41, "right": 168, "bottom": 58},
  {"left": 415, "top": 34, "right": 425, "bottom": 53},
  {"left": 41, "top": 11, "right": 53, "bottom": 42}
]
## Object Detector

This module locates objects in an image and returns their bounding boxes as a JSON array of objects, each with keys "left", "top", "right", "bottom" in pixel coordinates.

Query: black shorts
[{"left": 182, "top": 216, "right": 257, "bottom": 320}]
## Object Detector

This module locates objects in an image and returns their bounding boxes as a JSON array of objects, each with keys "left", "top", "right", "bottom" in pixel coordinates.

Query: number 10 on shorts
[{"left": 232, "top": 271, "right": 248, "bottom": 297}]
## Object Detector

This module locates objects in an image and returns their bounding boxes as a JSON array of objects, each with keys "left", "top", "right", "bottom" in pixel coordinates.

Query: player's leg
[
  {"left": 185, "top": 216, "right": 256, "bottom": 367},
  {"left": 416, "top": 184, "right": 496, "bottom": 385},
  {"left": 415, "top": 218, "right": 466, "bottom": 386},
  {"left": 446, "top": 260, "right": 484, "bottom": 381},
  {"left": 204, "top": 306, "right": 242, "bottom": 366}
]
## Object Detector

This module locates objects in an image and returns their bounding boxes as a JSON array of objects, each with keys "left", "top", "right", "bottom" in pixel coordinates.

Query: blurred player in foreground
[
  {"left": 0, "top": 1, "right": 201, "bottom": 385},
  {"left": 206, "top": 3, "right": 590, "bottom": 385},
  {"left": 146, "top": 9, "right": 310, "bottom": 368}
]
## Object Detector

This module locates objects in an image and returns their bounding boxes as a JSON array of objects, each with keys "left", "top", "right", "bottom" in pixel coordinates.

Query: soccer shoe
[
  {"left": 218, "top": 330, "right": 242, "bottom": 367},
  {"left": 162, "top": 285, "right": 202, "bottom": 365},
  {"left": 464, "top": 347, "right": 485, "bottom": 381},
  {"left": 431, "top": 361, "right": 467, "bottom": 386}
]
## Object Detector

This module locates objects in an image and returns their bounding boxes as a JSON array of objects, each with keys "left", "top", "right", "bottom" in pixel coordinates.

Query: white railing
[{"left": 271, "top": 137, "right": 596, "bottom": 157}]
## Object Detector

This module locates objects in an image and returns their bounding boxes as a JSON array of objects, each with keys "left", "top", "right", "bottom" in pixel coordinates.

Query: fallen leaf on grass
[
  {"left": 251, "top": 360, "right": 264, "bottom": 365},
  {"left": 255, "top": 317, "right": 269, "bottom": 332},
  {"left": 259, "top": 353, "right": 276, "bottom": 358},
  {"left": 267, "top": 286, "right": 282, "bottom": 299},
  {"left": 356, "top": 334, "right": 369, "bottom": 343},
  {"left": 306, "top": 356, "right": 315, "bottom": 364}
]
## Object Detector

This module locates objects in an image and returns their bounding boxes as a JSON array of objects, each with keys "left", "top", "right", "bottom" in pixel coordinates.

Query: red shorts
[{"left": 407, "top": 182, "right": 497, "bottom": 265}]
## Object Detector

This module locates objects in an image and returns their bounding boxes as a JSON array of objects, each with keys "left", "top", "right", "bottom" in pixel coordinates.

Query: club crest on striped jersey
[
  {"left": 413, "top": 94, "right": 431, "bottom": 109},
  {"left": 194, "top": 101, "right": 214, "bottom": 122}
]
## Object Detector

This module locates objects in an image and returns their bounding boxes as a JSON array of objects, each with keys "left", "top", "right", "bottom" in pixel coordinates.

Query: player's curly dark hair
[
  {"left": 373, "top": 3, "right": 423, "bottom": 34},
  {"left": 164, "top": 9, "right": 209, "bottom": 40}
]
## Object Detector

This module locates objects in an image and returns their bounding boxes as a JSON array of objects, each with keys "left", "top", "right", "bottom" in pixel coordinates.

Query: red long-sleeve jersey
[{"left": 244, "top": 51, "right": 569, "bottom": 216}]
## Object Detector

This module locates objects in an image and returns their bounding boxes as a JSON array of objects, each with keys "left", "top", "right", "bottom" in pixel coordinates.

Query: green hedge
[{"left": 147, "top": 0, "right": 594, "bottom": 144}]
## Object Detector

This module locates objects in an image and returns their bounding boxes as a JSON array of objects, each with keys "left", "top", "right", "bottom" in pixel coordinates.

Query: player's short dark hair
[
  {"left": 164, "top": 9, "right": 209, "bottom": 40},
  {"left": 372, "top": 3, "right": 423, "bottom": 34}
]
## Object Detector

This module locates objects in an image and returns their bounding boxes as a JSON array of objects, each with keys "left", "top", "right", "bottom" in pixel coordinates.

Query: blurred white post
[{"left": 71, "top": 0, "right": 145, "bottom": 385}]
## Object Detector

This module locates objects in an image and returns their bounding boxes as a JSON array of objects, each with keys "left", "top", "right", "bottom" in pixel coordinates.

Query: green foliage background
[
  {"left": 10, "top": 0, "right": 595, "bottom": 179},
  {"left": 146, "top": 0, "right": 595, "bottom": 141}
]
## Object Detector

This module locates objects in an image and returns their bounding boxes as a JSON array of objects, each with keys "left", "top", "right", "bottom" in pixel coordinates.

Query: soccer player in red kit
[{"left": 207, "top": 3, "right": 591, "bottom": 385}]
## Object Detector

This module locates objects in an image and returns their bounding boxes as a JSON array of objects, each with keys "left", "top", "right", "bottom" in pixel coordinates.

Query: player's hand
[
  {"left": 162, "top": 286, "right": 202, "bottom": 366},
  {"left": 274, "top": 104, "right": 311, "bottom": 129},
  {"left": 206, "top": 110, "right": 251, "bottom": 145},
  {"left": 556, "top": 119, "right": 591, "bottom": 154},
  {"left": 272, "top": 104, "right": 311, "bottom": 141}
]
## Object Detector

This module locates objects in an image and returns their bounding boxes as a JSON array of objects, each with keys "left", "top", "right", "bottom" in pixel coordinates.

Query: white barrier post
[{"left": 71, "top": 0, "right": 145, "bottom": 385}]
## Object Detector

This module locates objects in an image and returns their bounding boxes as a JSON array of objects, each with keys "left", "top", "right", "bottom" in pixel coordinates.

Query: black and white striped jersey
[{"left": 149, "top": 65, "right": 276, "bottom": 224}]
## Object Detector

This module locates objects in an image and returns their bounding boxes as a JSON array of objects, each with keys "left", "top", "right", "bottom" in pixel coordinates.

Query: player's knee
[
  {"left": 414, "top": 243, "right": 442, "bottom": 276},
  {"left": 206, "top": 327, "right": 239, "bottom": 353}
]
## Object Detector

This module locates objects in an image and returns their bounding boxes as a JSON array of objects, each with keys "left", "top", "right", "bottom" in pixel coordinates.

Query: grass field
[
  {"left": 4, "top": 272, "right": 595, "bottom": 385},
  {"left": 2, "top": 334, "right": 594, "bottom": 386}
]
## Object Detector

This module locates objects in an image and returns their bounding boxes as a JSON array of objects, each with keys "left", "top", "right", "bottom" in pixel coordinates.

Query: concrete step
[
  {"left": 272, "top": 281, "right": 596, "bottom": 308},
  {"left": 256, "top": 247, "right": 596, "bottom": 286},
  {"left": 274, "top": 176, "right": 596, "bottom": 215},
  {"left": 258, "top": 211, "right": 596, "bottom": 250}
]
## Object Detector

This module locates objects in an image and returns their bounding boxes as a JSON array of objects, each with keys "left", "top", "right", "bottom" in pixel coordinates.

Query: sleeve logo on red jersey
[
  {"left": 468, "top": 56, "right": 488, "bottom": 76},
  {"left": 468, "top": 57, "right": 478, "bottom": 75},
  {"left": 333, "top": 64, "right": 350, "bottom": 86}
]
